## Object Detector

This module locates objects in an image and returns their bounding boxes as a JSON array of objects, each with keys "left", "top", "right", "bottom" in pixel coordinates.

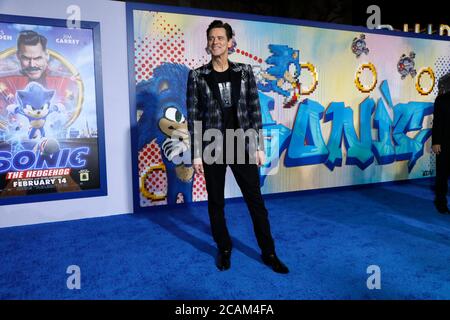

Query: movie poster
[
  {"left": 127, "top": 5, "right": 449, "bottom": 210},
  {"left": 0, "top": 15, "right": 106, "bottom": 204}
]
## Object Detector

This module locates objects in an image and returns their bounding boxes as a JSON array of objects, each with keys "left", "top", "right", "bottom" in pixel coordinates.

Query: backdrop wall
[{"left": 127, "top": 4, "right": 449, "bottom": 210}]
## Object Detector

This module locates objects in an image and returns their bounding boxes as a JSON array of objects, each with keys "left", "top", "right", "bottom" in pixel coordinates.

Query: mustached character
[
  {"left": 136, "top": 63, "right": 194, "bottom": 204},
  {"left": 7, "top": 82, "right": 63, "bottom": 139}
]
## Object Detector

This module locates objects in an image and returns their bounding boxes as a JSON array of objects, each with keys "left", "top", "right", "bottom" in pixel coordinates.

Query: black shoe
[
  {"left": 434, "top": 200, "right": 450, "bottom": 214},
  {"left": 261, "top": 253, "right": 289, "bottom": 274},
  {"left": 216, "top": 249, "right": 231, "bottom": 271}
]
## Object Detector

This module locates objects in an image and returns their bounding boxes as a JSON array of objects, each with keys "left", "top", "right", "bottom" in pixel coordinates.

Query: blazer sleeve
[
  {"left": 432, "top": 94, "right": 444, "bottom": 146},
  {"left": 246, "top": 64, "right": 265, "bottom": 152},
  {"left": 186, "top": 69, "right": 203, "bottom": 162}
]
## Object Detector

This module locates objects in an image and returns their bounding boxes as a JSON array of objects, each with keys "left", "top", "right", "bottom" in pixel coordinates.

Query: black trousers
[
  {"left": 203, "top": 156, "right": 276, "bottom": 256},
  {"left": 435, "top": 149, "right": 450, "bottom": 204}
]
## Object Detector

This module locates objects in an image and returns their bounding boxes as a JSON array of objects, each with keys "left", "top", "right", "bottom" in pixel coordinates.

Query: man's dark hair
[
  {"left": 17, "top": 30, "right": 48, "bottom": 51},
  {"left": 206, "top": 20, "right": 233, "bottom": 40}
]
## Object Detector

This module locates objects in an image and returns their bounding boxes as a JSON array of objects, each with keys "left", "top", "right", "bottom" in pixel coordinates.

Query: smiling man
[
  {"left": 16, "top": 30, "right": 49, "bottom": 81},
  {"left": 186, "top": 20, "right": 289, "bottom": 274},
  {"left": 0, "top": 30, "right": 77, "bottom": 119}
]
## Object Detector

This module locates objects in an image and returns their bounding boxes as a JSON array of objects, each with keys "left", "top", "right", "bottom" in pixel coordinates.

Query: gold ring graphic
[
  {"left": 299, "top": 62, "right": 318, "bottom": 95},
  {"left": 355, "top": 62, "right": 377, "bottom": 93},
  {"left": 140, "top": 163, "right": 167, "bottom": 201},
  {"left": 415, "top": 67, "right": 435, "bottom": 95}
]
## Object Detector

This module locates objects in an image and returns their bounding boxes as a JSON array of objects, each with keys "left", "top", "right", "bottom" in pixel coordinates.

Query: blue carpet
[{"left": 1, "top": 179, "right": 450, "bottom": 300}]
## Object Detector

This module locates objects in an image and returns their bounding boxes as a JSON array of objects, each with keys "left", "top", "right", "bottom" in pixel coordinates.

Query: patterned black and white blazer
[{"left": 186, "top": 60, "right": 264, "bottom": 161}]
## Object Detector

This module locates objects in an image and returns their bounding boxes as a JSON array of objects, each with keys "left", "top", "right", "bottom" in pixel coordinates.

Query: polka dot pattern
[
  {"left": 139, "top": 140, "right": 168, "bottom": 207},
  {"left": 138, "top": 140, "right": 162, "bottom": 173},
  {"left": 433, "top": 56, "right": 450, "bottom": 95},
  {"left": 133, "top": 12, "right": 209, "bottom": 83},
  {"left": 192, "top": 173, "right": 208, "bottom": 202},
  {"left": 236, "top": 48, "right": 264, "bottom": 64}
]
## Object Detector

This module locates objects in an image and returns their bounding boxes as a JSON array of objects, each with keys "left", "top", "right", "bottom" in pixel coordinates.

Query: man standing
[
  {"left": 186, "top": 20, "right": 289, "bottom": 273},
  {"left": 432, "top": 75, "right": 450, "bottom": 214}
]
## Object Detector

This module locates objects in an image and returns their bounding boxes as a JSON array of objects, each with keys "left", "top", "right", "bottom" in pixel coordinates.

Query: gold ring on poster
[
  {"left": 415, "top": 67, "right": 435, "bottom": 95},
  {"left": 355, "top": 62, "right": 377, "bottom": 93},
  {"left": 299, "top": 62, "right": 318, "bottom": 95},
  {"left": 0, "top": 47, "right": 84, "bottom": 129},
  {"left": 140, "top": 163, "right": 167, "bottom": 201}
]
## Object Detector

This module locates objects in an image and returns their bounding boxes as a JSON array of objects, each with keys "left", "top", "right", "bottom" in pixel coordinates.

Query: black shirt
[
  {"left": 212, "top": 68, "right": 238, "bottom": 130},
  {"left": 212, "top": 68, "right": 243, "bottom": 162}
]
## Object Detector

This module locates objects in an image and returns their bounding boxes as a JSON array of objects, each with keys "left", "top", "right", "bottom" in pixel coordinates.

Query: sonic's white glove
[
  {"left": 6, "top": 104, "right": 17, "bottom": 114},
  {"left": 53, "top": 102, "right": 66, "bottom": 112}
]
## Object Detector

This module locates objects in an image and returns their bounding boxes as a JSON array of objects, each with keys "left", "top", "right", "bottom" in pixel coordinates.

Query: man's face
[
  {"left": 17, "top": 43, "right": 49, "bottom": 80},
  {"left": 207, "top": 27, "right": 232, "bottom": 58}
]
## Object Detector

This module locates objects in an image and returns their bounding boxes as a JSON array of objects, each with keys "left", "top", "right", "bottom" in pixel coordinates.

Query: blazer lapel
[{"left": 229, "top": 61, "right": 242, "bottom": 107}]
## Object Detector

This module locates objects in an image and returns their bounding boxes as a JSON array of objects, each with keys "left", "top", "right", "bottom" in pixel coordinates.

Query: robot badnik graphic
[
  {"left": 351, "top": 34, "right": 369, "bottom": 58},
  {"left": 397, "top": 51, "right": 417, "bottom": 79}
]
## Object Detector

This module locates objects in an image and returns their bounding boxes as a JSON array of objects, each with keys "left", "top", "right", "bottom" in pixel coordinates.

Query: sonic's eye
[
  {"left": 289, "top": 64, "right": 298, "bottom": 77},
  {"left": 25, "top": 104, "right": 33, "bottom": 112},
  {"left": 42, "top": 103, "right": 49, "bottom": 110},
  {"left": 164, "top": 107, "right": 185, "bottom": 123}
]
